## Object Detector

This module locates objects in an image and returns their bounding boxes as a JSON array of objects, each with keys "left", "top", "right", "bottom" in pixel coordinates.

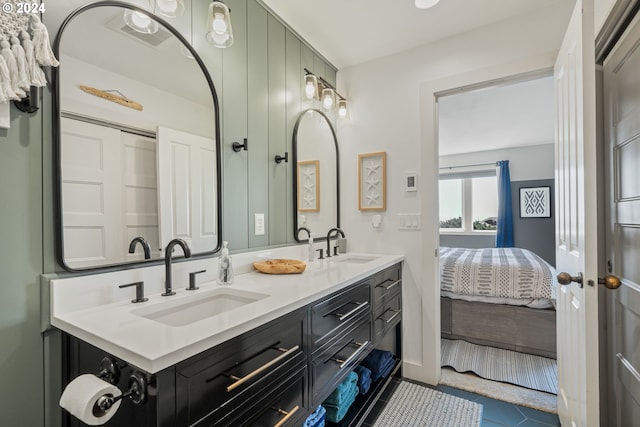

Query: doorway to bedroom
[{"left": 435, "top": 72, "right": 559, "bottom": 413}]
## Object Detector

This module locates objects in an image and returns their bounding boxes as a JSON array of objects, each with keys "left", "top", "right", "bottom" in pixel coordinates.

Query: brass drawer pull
[
  {"left": 376, "top": 279, "right": 400, "bottom": 292},
  {"left": 378, "top": 309, "right": 401, "bottom": 324},
  {"left": 334, "top": 301, "right": 369, "bottom": 321},
  {"left": 334, "top": 340, "right": 370, "bottom": 369},
  {"left": 226, "top": 345, "right": 299, "bottom": 392},
  {"left": 272, "top": 405, "right": 299, "bottom": 427}
]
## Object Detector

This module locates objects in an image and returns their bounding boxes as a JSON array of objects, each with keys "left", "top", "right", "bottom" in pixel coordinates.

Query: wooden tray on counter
[{"left": 253, "top": 259, "right": 306, "bottom": 274}]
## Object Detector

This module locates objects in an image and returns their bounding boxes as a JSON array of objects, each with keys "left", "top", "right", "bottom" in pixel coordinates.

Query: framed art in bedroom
[{"left": 519, "top": 186, "right": 551, "bottom": 218}]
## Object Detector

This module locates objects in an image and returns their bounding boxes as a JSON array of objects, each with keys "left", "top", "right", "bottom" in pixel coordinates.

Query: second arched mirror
[{"left": 292, "top": 109, "right": 339, "bottom": 241}]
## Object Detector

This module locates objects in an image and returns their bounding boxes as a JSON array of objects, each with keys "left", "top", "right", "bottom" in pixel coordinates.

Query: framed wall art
[
  {"left": 519, "top": 186, "right": 551, "bottom": 218},
  {"left": 297, "top": 160, "right": 320, "bottom": 212},
  {"left": 358, "top": 151, "right": 386, "bottom": 211}
]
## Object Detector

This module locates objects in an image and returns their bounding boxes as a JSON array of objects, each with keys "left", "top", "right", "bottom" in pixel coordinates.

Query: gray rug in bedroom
[
  {"left": 372, "top": 380, "right": 482, "bottom": 427},
  {"left": 441, "top": 339, "right": 558, "bottom": 394}
]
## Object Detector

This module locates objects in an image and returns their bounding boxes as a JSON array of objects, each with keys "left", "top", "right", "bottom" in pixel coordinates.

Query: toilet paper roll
[{"left": 60, "top": 374, "right": 122, "bottom": 426}]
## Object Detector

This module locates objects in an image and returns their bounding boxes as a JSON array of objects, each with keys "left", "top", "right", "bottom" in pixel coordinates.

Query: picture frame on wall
[
  {"left": 297, "top": 160, "right": 320, "bottom": 212},
  {"left": 358, "top": 151, "right": 386, "bottom": 211},
  {"left": 519, "top": 186, "right": 551, "bottom": 218}
]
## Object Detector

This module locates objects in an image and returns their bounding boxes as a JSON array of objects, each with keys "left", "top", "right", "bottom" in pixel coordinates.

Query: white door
[
  {"left": 157, "top": 126, "right": 217, "bottom": 253},
  {"left": 603, "top": 11, "right": 640, "bottom": 427},
  {"left": 554, "top": 1, "right": 601, "bottom": 426},
  {"left": 60, "top": 118, "right": 122, "bottom": 268},
  {"left": 121, "top": 132, "right": 160, "bottom": 261}
]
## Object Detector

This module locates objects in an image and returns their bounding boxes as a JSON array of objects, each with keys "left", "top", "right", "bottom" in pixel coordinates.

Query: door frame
[{"left": 414, "top": 57, "right": 560, "bottom": 385}]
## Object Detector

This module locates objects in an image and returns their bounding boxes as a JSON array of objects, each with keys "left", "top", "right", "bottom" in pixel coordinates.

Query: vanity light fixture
[
  {"left": 415, "top": 0, "right": 440, "bottom": 9},
  {"left": 304, "top": 68, "right": 349, "bottom": 118},
  {"left": 337, "top": 98, "right": 348, "bottom": 119},
  {"left": 150, "top": 0, "right": 185, "bottom": 18},
  {"left": 123, "top": 9, "right": 159, "bottom": 34},
  {"left": 206, "top": 1, "right": 234, "bottom": 48},
  {"left": 304, "top": 73, "right": 319, "bottom": 100},
  {"left": 321, "top": 88, "right": 334, "bottom": 110}
]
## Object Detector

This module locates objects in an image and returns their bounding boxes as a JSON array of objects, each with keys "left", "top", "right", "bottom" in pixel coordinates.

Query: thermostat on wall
[{"left": 405, "top": 172, "right": 418, "bottom": 192}]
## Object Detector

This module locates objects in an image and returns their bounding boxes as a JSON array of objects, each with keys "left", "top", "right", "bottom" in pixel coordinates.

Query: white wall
[
  {"left": 440, "top": 143, "right": 555, "bottom": 182},
  {"left": 337, "top": 3, "right": 573, "bottom": 384}
]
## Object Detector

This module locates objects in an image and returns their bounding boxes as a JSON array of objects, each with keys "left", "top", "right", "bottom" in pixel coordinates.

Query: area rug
[
  {"left": 441, "top": 339, "right": 558, "bottom": 394},
  {"left": 440, "top": 367, "right": 557, "bottom": 414},
  {"left": 372, "top": 380, "right": 482, "bottom": 427}
]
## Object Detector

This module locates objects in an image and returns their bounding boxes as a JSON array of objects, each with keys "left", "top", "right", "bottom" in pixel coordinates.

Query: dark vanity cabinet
[{"left": 61, "top": 262, "right": 402, "bottom": 427}]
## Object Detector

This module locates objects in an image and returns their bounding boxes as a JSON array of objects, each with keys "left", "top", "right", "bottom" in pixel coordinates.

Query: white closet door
[
  {"left": 121, "top": 132, "right": 159, "bottom": 260},
  {"left": 157, "top": 126, "right": 217, "bottom": 254},
  {"left": 61, "top": 117, "right": 122, "bottom": 268}
]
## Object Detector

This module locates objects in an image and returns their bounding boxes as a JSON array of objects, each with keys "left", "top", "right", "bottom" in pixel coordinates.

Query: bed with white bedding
[{"left": 440, "top": 247, "right": 558, "bottom": 358}]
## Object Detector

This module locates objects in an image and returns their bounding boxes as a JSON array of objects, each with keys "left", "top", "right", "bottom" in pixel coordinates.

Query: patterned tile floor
[{"left": 362, "top": 378, "right": 561, "bottom": 427}]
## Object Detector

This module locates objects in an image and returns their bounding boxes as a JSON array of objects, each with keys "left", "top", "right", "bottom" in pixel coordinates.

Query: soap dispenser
[
  {"left": 308, "top": 233, "right": 316, "bottom": 262},
  {"left": 217, "top": 241, "right": 234, "bottom": 285}
]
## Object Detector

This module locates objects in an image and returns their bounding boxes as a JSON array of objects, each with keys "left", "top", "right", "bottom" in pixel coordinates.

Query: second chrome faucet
[{"left": 163, "top": 238, "right": 192, "bottom": 296}]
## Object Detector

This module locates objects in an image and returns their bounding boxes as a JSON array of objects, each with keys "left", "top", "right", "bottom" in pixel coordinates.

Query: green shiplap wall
[{"left": 0, "top": 105, "right": 44, "bottom": 426}]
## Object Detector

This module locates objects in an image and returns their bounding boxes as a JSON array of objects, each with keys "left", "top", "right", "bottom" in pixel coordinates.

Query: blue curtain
[{"left": 496, "top": 160, "right": 514, "bottom": 247}]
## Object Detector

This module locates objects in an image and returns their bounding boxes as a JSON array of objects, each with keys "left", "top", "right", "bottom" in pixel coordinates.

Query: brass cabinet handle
[
  {"left": 334, "top": 301, "right": 369, "bottom": 321},
  {"left": 334, "top": 340, "right": 370, "bottom": 369},
  {"left": 272, "top": 405, "right": 299, "bottom": 427},
  {"left": 226, "top": 345, "right": 299, "bottom": 392},
  {"left": 378, "top": 309, "right": 401, "bottom": 324},
  {"left": 376, "top": 279, "right": 400, "bottom": 292}
]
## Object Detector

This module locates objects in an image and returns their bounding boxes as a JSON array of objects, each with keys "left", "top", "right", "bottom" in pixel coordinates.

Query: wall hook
[
  {"left": 275, "top": 152, "right": 288, "bottom": 163},
  {"left": 13, "top": 86, "right": 40, "bottom": 113},
  {"left": 232, "top": 138, "right": 248, "bottom": 152}
]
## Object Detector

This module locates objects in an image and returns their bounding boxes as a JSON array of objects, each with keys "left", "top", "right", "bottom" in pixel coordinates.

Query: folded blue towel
[
  {"left": 304, "top": 405, "right": 326, "bottom": 427},
  {"left": 311, "top": 417, "right": 325, "bottom": 427},
  {"left": 323, "top": 383, "right": 358, "bottom": 423},
  {"left": 359, "top": 376, "right": 372, "bottom": 395},
  {"left": 361, "top": 349, "right": 393, "bottom": 375},
  {"left": 371, "top": 355, "right": 395, "bottom": 382},
  {"left": 324, "top": 371, "right": 358, "bottom": 406},
  {"left": 354, "top": 366, "right": 372, "bottom": 394}
]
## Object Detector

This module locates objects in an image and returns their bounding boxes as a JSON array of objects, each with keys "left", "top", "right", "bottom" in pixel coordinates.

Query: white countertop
[{"left": 49, "top": 248, "right": 403, "bottom": 374}]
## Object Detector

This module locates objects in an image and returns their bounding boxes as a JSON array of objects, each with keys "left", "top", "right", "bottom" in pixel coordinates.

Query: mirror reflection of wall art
[
  {"left": 358, "top": 152, "right": 387, "bottom": 211},
  {"left": 519, "top": 186, "right": 551, "bottom": 218},
  {"left": 297, "top": 160, "right": 320, "bottom": 212}
]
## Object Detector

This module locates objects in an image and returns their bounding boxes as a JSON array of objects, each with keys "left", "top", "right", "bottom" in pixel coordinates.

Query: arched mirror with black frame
[
  {"left": 53, "top": 1, "right": 222, "bottom": 271},
  {"left": 292, "top": 109, "right": 340, "bottom": 242}
]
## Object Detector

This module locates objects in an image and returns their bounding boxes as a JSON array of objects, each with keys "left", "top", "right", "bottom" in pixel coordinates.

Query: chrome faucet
[
  {"left": 325, "top": 228, "right": 345, "bottom": 258},
  {"left": 128, "top": 237, "right": 151, "bottom": 260},
  {"left": 163, "top": 238, "right": 192, "bottom": 296}
]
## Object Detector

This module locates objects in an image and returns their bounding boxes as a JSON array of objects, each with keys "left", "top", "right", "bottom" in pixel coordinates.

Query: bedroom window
[{"left": 439, "top": 174, "right": 498, "bottom": 233}]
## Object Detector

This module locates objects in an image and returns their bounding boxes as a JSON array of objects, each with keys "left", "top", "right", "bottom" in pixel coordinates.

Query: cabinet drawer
[
  {"left": 310, "top": 282, "right": 371, "bottom": 351},
  {"left": 311, "top": 319, "right": 372, "bottom": 404},
  {"left": 372, "top": 265, "right": 401, "bottom": 311},
  {"left": 176, "top": 310, "right": 305, "bottom": 427},
  {"left": 236, "top": 371, "right": 307, "bottom": 427},
  {"left": 374, "top": 291, "right": 402, "bottom": 343}
]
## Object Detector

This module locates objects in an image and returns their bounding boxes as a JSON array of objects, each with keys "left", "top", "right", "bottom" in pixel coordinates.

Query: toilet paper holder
[{"left": 95, "top": 371, "right": 147, "bottom": 412}]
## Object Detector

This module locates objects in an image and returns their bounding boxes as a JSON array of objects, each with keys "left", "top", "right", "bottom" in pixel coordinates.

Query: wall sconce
[
  {"left": 304, "top": 73, "right": 319, "bottom": 100},
  {"left": 123, "top": 9, "right": 159, "bottom": 34},
  {"left": 304, "top": 68, "right": 349, "bottom": 118},
  {"left": 337, "top": 98, "right": 348, "bottom": 119},
  {"left": 415, "top": 0, "right": 440, "bottom": 8},
  {"left": 150, "top": 0, "right": 185, "bottom": 18},
  {"left": 206, "top": 1, "right": 234, "bottom": 48},
  {"left": 321, "top": 88, "right": 334, "bottom": 110}
]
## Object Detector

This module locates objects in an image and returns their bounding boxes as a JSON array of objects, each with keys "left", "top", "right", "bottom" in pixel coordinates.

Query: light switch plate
[
  {"left": 398, "top": 213, "right": 421, "bottom": 230},
  {"left": 254, "top": 213, "right": 265, "bottom": 235}
]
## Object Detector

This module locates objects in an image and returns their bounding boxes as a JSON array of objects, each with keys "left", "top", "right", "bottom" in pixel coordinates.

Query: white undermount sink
[
  {"left": 131, "top": 288, "right": 269, "bottom": 327},
  {"left": 330, "top": 255, "right": 379, "bottom": 264}
]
